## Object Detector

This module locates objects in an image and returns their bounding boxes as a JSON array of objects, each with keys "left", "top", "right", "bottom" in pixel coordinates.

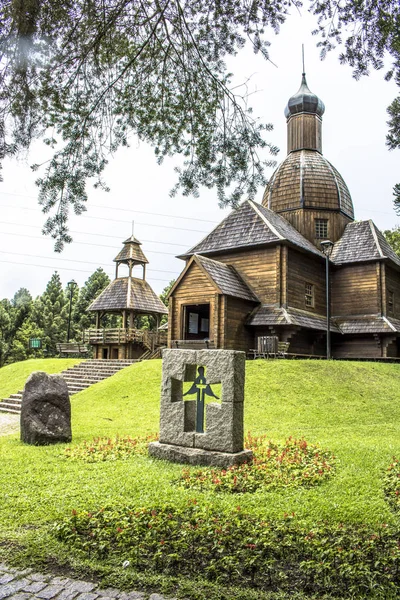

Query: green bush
[
  {"left": 54, "top": 503, "right": 400, "bottom": 598},
  {"left": 383, "top": 457, "right": 400, "bottom": 512}
]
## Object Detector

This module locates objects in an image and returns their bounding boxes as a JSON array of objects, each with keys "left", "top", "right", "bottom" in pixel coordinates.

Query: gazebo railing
[{"left": 83, "top": 328, "right": 167, "bottom": 349}]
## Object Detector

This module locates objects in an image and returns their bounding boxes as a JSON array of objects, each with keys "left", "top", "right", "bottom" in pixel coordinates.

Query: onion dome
[
  {"left": 284, "top": 73, "right": 325, "bottom": 119},
  {"left": 262, "top": 150, "right": 354, "bottom": 220}
]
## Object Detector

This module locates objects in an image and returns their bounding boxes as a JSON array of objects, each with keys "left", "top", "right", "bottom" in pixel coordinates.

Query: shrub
[
  {"left": 383, "top": 457, "right": 400, "bottom": 512},
  {"left": 177, "top": 434, "right": 336, "bottom": 493},
  {"left": 54, "top": 503, "right": 400, "bottom": 598},
  {"left": 64, "top": 434, "right": 157, "bottom": 463}
]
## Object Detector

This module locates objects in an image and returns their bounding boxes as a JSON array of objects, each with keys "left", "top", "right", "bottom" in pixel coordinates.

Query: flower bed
[{"left": 178, "top": 434, "right": 336, "bottom": 493}]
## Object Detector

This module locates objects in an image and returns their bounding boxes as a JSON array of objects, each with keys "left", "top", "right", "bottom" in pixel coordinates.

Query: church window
[
  {"left": 315, "top": 218, "right": 328, "bottom": 239},
  {"left": 388, "top": 290, "right": 394, "bottom": 315},
  {"left": 305, "top": 283, "right": 314, "bottom": 307}
]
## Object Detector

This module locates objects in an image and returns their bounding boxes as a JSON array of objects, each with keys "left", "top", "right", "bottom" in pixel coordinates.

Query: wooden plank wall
[
  {"left": 332, "top": 335, "right": 382, "bottom": 359},
  {"left": 282, "top": 210, "right": 351, "bottom": 247},
  {"left": 331, "top": 263, "right": 380, "bottom": 316},
  {"left": 287, "top": 248, "right": 326, "bottom": 313},
  {"left": 224, "top": 297, "right": 255, "bottom": 352},
  {"left": 215, "top": 247, "right": 278, "bottom": 304},
  {"left": 385, "top": 266, "right": 400, "bottom": 319},
  {"left": 169, "top": 261, "right": 216, "bottom": 342},
  {"left": 287, "top": 114, "right": 322, "bottom": 153}
]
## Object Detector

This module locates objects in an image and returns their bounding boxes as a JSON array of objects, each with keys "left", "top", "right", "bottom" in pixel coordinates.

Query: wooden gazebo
[{"left": 85, "top": 235, "right": 168, "bottom": 359}]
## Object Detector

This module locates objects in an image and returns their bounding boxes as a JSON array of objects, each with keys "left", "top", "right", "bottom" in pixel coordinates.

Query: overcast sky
[{"left": 0, "top": 9, "right": 399, "bottom": 301}]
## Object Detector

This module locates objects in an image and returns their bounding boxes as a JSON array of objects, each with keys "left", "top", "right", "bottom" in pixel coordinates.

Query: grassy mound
[
  {"left": 0, "top": 359, "right": 399, "bottom": 599},
  {"left": 0, "top": 358, "right": 83, "bottom": 399}
]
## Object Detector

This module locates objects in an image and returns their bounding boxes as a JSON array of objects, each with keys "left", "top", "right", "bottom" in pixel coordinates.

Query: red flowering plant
[
  {"left": 64, "top": 433, "right": 158, "bottom": 463},
  {"left": 177, "top": 433, "right": 336, "bottom": 493},
  {"left": 383, "top": 456, "right": 400, "bottom": 512}
]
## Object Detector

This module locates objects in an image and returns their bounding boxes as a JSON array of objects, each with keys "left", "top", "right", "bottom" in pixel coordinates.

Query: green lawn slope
[
  {"left": 0, "top": 359, "right": 399, "bottom": 599},
  {"left": 0, "top": 358, "right": 83, "bottom": 399}
]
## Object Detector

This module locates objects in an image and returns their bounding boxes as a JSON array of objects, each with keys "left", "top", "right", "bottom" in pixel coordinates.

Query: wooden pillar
[
  {"left": 213, "top": 294, "right": 219, "bottom": 347},
  {"left": 379, "top": 262, "right": 386, "bottom": 316},
  {"left": 281, "top": 246, "right": 288, "bottom": 308},
  {"left": 167, "top": 298, "right": 173, "bottom": 347}
]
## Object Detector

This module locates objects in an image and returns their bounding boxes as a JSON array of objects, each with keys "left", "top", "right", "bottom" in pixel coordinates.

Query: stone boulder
[{"left": 20, "top": 371, "right": 72, "bottom": 445}]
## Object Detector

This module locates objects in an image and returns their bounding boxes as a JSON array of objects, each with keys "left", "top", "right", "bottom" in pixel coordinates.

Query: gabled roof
[
  {"left": 178, "top": 200, "right": 325, "bottom": 260},
  {"left": 331, "top": 220, "right": 400, "bottom": 267},
  {"left": 88, "top": 277, "right": 167, "bottom": 314},
  {"left": 168, "top": 254, "right": 259, "bottom": 303},
  {"left": 247, "top": 305, "right": 340, "bottom": 332}
]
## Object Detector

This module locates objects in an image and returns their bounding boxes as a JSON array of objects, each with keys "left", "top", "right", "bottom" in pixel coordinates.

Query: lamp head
[
  {"left": 67, "top": 279, "right": 77, "bottom": 290},
  {"left": 320, "top": 240, "right": 334, "bottom": 256}
]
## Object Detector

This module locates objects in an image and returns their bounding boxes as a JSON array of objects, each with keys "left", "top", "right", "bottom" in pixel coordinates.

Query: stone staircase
[{"left": 0, "top": 359, "right": 137, "bottom": 415}]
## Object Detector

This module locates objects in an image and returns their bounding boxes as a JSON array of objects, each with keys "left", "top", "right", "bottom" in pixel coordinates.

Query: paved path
[
  {"left": 0, "top": 413, "right": 19, "bottom": 436},
  {"left": 0, "top": 563, "right": 177, "bottom": 600}
]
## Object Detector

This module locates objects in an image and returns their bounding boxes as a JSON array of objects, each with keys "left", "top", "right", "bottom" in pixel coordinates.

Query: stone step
[
  {"left": 0, "top": 404, "right": 20, "bottom": 414},
  {"left": 1, "top": 398, "right": 22, "bottom": 407}
]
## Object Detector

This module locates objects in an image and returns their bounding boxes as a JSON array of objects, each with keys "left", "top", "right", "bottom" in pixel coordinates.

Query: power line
[
  {"left": 0, "top": 259, "right": 173, "bottom": 282},
  {"left": 0, "top": 230, "right": 180, "bottom": 255},
  {"left": 0, "top": 220, "right": 190, "bottom": 248},
  {"left": 0, "top": 198, "right": 219, "bottom": 227},
  {"left": 0, "top": 249, "right": 178, "bottom": 274}
]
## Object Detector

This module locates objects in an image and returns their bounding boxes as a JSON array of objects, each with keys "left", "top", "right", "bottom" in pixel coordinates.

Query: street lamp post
[
  {"left": 67, "top": 280, "right": 77, "bottom": 342},
  {"left": 320, "top": 241, "right": 334, "bottom": 360}
]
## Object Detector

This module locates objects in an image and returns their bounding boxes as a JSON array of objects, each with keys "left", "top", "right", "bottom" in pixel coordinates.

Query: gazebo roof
[
  {"left": 88, "top": 277, "right": 167, "bottom": 315},
  {"left": 114, "top": 235, "right": 149, "bottom": 265}
]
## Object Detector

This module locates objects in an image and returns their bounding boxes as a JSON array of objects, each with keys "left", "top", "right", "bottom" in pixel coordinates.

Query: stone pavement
[{"left": 0, "top": 563, "right": 177, "bottom": 600}]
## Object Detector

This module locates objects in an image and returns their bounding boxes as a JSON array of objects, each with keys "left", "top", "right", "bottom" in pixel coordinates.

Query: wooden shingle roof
[
  {"left": 179, "top": 200, "right": 325, "bottom": 260},
  {"left": 331, "top": 221, "right": 400, "bottom": 267},
  {"left": 333, "top": 315, "right": 400, "bottom": 334},
  {"left": 168, "top": 254, "right": 259, "bottom": 303},
  {"left": 248, "top": 305, "right": 340, "bottom": 332},
  {"left": 262, "top": 150, "right": 354, "bottom": 219},
  {"left": 114, "top": 236, "right": 149, "bottom": 265},
  {"left": 195, "top": 255, "right": 259, "bottom": 302},
  {"left": 88, "top": 277, "right": 167, "bottom": 314}
]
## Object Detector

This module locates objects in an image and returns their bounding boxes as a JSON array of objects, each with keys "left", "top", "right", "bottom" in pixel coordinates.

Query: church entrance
[{"left": 183, "top": 304, "right": 210, "bottom": 340}]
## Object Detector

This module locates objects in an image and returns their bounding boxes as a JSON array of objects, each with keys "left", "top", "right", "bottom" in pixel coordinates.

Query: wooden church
[{"left": 167, "top": 74, "right": 400, "bottom": 359}]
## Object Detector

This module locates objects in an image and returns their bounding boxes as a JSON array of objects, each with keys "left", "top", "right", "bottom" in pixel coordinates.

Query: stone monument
[
  {"left": 20, "top": 371, "right": 72, "bottom": 445},
  {"left": 148, "top": 349, "right": 252, "bottom": 467}
]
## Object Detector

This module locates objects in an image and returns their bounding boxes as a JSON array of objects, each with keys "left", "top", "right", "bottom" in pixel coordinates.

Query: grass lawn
[
  {"left": 0, "top": 358, "right": 399, "bottom": 599},
  {"left": 0, "top": 358, "right": 82, "bottom": 399}
]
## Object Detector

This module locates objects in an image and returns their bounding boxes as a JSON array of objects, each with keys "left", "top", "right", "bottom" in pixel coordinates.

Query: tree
[
  {"left": 1, "top": 0, "right": 399, "bottom": 244},
  {"left": 383, "top": 226, "right": 400, "bottom": 257},
  {"left": 72, "top": 267, "right": 110, "bottom": 333},
  {"left": 33, "top": 272, "right": 69, "bottom": 353},
  {"left": 0, "top": 0, "right": 283, "bottom": 250},
  {"left": 309, "top": 0, "right": 400, "bottom": 211},
  {"left": 0, "top": 289, "right": 40, "bottom": 366}
]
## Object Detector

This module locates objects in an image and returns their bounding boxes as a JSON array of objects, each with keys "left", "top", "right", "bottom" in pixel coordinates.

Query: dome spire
[{"left": 285, "top": 67, "right": 325, "bottom": 154}]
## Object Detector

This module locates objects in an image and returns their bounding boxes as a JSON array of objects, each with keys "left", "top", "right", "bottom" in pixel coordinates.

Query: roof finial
[
  {"left": 302, "top": 44, "right": 305, "bottom": 75},
  {"left": 132, "top": 220, "right": 134, "bottom": 237}
]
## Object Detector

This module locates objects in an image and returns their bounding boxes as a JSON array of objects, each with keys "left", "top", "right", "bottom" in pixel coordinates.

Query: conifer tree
[
  {"left": 72, "top": 268, "right": 110, "bottom": 333},
  {"left": 33, "top": 272, "right": 69, "bottom": 354}
]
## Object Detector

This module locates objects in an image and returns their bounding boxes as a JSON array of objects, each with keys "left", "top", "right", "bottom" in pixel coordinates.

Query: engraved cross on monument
[
  {"left": 183, "top": 366, "right": 219, "bottom": 433},
  {"left": 148, "top": 349, "right": 253, "bottom": 467}
]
